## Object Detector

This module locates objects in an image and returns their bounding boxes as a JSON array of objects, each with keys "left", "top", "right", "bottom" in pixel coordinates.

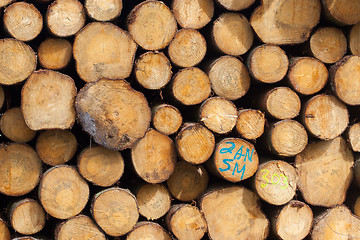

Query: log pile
[{"left": 0, "top": 0, "right": 359, "bottom": 239}]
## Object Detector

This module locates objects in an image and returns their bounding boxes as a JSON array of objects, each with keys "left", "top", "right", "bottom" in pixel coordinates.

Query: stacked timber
[{"left": 0, "top": 0, "right": 359, "bottom": 239}]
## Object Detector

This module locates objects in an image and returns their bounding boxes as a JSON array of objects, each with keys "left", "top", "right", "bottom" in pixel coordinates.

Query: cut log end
[
  {"left": 310, "top": 27, "right": 347, "bottom": 64},
  {"left": 208, "top": 55, "right": 250, "bottom": 100},
  {"left": 200, "top": 186, "right": 269, "bottom": 240},
  {"left": 56, "top": 215, "right": 106, "bottom": 240},
  {"left": 76, "top": 78, "right": 151, "bottom": 150},
  {"left": 295, "top": 137, "right": 354, "bottom": 207},
  {"left": 288, "top": 57, "right": 328, "bottom": 95},
  {"left": 135, "top": 51, "right": 172, "bottom": 90},
  {"left": 38, "top": 38, "right": 72, "bottom": 70},
  {"left": 312, "top": 205, "right": 360, "bottom": 239},
  {"left": 10, "top": 199, "right": 46, "bottom": 235},
  {"left": 200, "top": 97, "right": 238, "bottom": 135},
  {"left": 216, "top": 0, "right": 255, "bottom": 11},
  {"left": 322, "top": 0, "right": 360, "bottom": 25},
  {"left": 131, "top": 129, "right": 176, "bottom": 183},
  {"left": 46, "top": 0, "right": 86, "bottom": 37},
  {"left": 91, "top": 188, "right": 139, "bottom": 237},
  {"left": 0, "top": 38, "right": 37, "bottom": 85},
  {"left": 168, "top": 28, "right": 207, "bottom": 68},
  {"left": 39, "top": 165, "right": 89, "bottom": 219},
  {"left": 128, "top": 1, "right": 177, "bottom": 50},
  {"left": 254, "top": 160, "right": 298, "bottom": 205},
  {"left": 350, "top": 23, "right": 360, "bottom": 56},
  {"left": 78, "top": 145, "right": 124, "bottom": 187},
  {"left": 166, "top": 204, "right": 207, "bottom": 240},
  {"left": 0, "top": 107, "right": 36, "bottom": 143},
  {"left": 0, "top": 143, "right": 42, "bottom": 196},
  {"left": 21, "top": 70, "right": 77, "bottom": 130},
  {"left": 152, "top": 104, "right": 182, "bottom": 135},
  {"left": 236, "top": 109, "right": 265, "bottom": 140},
  {"left": 212, "top": 12, "right": 253, "bottom": 56},
  {"left": 126, "top": 222, "right": 172, "bottom": 240},
  {"left": 0, "top": 218, "right": 10, "bottom": 240},
  {"left": 136, "top": 183, "right": 171, "bottom": 220},
  {"left": 73, "top": 22, "right": 137, "bottom": 82},
  {"left": 36, "top": 130, "right": 77, "bottom": 166},
  {"left": 250, "top": 0, "right": 321, "bottom": 44},
  {"left": 167, "top": 161, "right": 208, "bottom": 202},
  {"left": 264, "top": 87, "right": 301, "bottom": 120},
  {"left": 85, "top": 0, "right": 122, "bottom": 21},
  {"left": 347, "top": 122, "right": 360, "bottom": 152},
  {"left": 268, "top": 120, "right": 308, "bottom": 157},
  {"left": 303, "top": 94, "right": 349, "bottom": 140},
  {"left": 212, "top": 137, "right": 259, "bottom": 182},
  {"left": 175, "top": 123, "right": 215, "bottom": 165},
  {"left": 171, "top": 0, "right": 213, "bottom": 29},
  {"left": 273, "top": 200, "right": 313, "bottom": 240},
  {"left": 172, "top": 67, "right": 211, "bottom": 106},
  {"left": 4, "top": 2, "right": 43, "bottom": 41},
  {"left": 248, "top": 44, "right": 288, "bottom": 84},
  {"left": 330, "top": 55, "right": 360, "bottom": 106}
]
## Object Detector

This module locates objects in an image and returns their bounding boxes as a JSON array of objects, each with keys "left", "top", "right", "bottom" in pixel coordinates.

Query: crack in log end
[{"left": 80, "top": 111, "right": 97, "bottom": 136}]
